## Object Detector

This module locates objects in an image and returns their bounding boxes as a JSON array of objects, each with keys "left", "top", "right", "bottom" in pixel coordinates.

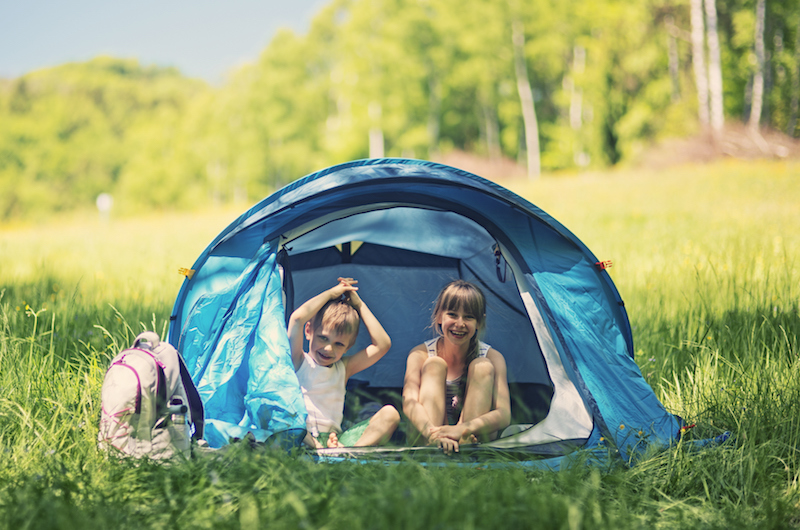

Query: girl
[{"left": 402, "top": 280, "right": 511, "bottom": 454}]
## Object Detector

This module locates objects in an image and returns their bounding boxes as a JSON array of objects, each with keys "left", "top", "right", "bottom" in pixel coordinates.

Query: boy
[{"left": 288, "top": 277, "right": 399, "bottom": 449}]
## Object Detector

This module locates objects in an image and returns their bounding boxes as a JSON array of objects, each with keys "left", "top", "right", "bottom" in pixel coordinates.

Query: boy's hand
[
  {"left": 330, "top": 277, "right": 358, "bottom": 300},
  {"left": 336, "top": 277, "right": 362, "bottom": 310},
  {"left": 343, "top": 289, "right": 363, "bottom": 311}
]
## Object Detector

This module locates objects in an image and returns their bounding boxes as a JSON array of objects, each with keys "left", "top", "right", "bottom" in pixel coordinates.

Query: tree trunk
[
  {"left": 368, "top": 101, "right": 384, "bottom": 158},
  {"left": 788, "top": 18, "right": 800, "bottom": 136},
  {"left": 511, "top": 20, "right": 540, "bottom": 180},
  {"left": 207, "top": 160, "right": 227, "bottom": 207},
  {"left": 704, "top": 0, "right": 724, "bottom": 137},
  {"left": 481, "top": 103, "right": 502, "bottom": 161},
  {"left": 666, "top": 16, "right": 681, "bottom": 102},
  {"left": 749, "top": 0, "right": 766, "bottom": 132},
  {"left": 427, "top": 74, "right": 441, "bottom": 159},
  {"left": 570, "top": 45, "right": 585, "bottom": 130},
  {"left": 690, "top": 0, "right": 710, "bottom": 126}
]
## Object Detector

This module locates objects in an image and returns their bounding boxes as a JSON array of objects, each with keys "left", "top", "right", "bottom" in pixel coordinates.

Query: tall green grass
[{"left": 1, "top": 160, "right": 799, "bottom": 528}]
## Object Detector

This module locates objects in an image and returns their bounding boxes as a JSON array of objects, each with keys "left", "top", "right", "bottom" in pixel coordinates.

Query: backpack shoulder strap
[
  {"left": 177, "top": 354, "right": 205, "bottom": 440},
  {"left": 109, "top": 359, "right": 143, "bottom": 413},
  {"left": 127, "top": 347, "right": 168, "bottom": 412}
]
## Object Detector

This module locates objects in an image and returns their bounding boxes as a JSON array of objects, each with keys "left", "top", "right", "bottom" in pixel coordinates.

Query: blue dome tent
[{"left": 170, "top": 158, "right": 681, "bottom": 464}]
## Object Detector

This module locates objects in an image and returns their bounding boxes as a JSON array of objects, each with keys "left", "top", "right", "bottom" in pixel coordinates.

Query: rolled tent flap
[{"left": 178, "top": 238, "right": 307, "bottom": 448}]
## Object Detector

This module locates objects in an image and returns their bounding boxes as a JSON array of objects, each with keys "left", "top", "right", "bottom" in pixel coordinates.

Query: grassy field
[{"left": 1, "top": 159, "right": 799, "bottom": 528}]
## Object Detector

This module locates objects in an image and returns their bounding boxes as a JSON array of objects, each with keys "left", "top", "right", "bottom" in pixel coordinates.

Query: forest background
[{"left": 3, "top": 0, "right": 800, "bottom": 222}]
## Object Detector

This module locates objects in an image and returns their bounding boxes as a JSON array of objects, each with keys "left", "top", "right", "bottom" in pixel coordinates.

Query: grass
[{"left": 1, "top": 159, "right": 800, "bottom": 528}]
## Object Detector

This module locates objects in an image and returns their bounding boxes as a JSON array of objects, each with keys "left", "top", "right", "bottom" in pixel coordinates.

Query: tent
[{"left": 170, "top": 158, "right": 682, "bottom": 464}]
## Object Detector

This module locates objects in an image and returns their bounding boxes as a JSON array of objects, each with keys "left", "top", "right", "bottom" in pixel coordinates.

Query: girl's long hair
[{"left": 431, "top": 280, "right": 487, "bottom": 365}]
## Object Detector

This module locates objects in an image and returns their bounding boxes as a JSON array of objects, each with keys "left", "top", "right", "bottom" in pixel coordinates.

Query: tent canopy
[{"left": 171, "top": 159, "right": 679, "bottom": 461}]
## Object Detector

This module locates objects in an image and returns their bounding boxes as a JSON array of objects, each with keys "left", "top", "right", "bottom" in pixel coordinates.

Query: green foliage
[
  {"left": 2, "top": 1, "right": 800, "bottom": 223},
  {"left": 0, "top": 57, "right": 207, "bottom": 219}
]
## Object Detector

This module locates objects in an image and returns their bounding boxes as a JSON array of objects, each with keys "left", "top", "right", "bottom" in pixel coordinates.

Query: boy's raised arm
[
  {"left": 287, "top": 278, "right": 357, "bottom": 371},
  {"left": 343, "top": 290, "right": 391, "bottom": 380}
]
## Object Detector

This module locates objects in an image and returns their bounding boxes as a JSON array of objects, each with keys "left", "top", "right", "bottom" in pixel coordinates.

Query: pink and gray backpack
[{"left": 98, "top": 331, "right": 204, "bottom": 459}]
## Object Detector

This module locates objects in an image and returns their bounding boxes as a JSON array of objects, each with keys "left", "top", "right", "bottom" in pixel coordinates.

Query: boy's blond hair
[{"left": 311, "top": 299, "right": 360, "bottom": 346}]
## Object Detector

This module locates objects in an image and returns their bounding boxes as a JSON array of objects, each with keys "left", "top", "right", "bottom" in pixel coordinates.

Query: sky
[{"left": 0, "top": 0, "right": 329, "bottom": 85}]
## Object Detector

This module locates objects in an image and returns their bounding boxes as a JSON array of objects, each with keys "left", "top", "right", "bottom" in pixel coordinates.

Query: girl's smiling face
[
  {"left": 438, "top": 306, "right": 478, "bottom": 346},
  {"left": 431, "top": 281, "right": 487, "bottom": 350}
]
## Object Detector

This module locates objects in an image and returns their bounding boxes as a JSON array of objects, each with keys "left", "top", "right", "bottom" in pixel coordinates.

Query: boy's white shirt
[{"left": 296, "top": 351, "right": 346, "bottom": 436}]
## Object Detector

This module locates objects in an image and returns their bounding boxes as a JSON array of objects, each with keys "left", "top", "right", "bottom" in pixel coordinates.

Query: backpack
[{"left": 98, "top": 331, "right": 204, "bottom": 459}]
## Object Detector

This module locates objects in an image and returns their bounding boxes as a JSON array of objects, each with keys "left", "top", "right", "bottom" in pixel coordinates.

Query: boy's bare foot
[{"left": 327, "top": 432, "right": 344, "bottom": 448}]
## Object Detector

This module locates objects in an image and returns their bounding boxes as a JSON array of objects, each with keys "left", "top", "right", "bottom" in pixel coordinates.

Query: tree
[
  {"left": 748, "top": 0, "right": 766, "bottom": 132},
  {"left": 705, "top": 0, "right": 725, "bottom": 137},
  {"left": 789, "top": 12, "right": 800, "bottom": 136},
  {"left": 511, "top": 19, "right": 540, "bottom": 179},
  {"left": 691, "top": 0, "right": 711, "bottom": 126}
]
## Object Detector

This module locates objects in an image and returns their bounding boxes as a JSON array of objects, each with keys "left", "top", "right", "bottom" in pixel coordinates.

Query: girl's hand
[
  {"left": 425, "top": 426, "right": 441, "bottom": 446},
  {"left": 437, "top": 437, "right": 459, "bottom": 455},
  {"left": 427, "top": 425, "right": 472, "bottom": 454},
  {"left": 434, "top": 424, "right": 472, "bottom": 443},
  {"left": 428, "top": 427, "right": 459, "bottom": 454}
]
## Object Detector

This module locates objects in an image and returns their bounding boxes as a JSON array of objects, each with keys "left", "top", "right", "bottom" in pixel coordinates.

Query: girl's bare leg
[
  {"left": 417, "top": 356, "right": 447, "bottom": 443},
  {"left": 459, "top": 357, "right": 496, "bottom": 443},
  {"left": 354, "top": 405, "right": 401, "bottom": 446}
]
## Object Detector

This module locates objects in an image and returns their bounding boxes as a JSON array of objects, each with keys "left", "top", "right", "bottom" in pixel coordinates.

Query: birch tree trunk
[
  {"left": 427, "top": 75, "right": 441, "bottom": 159},
  {"left": 788, "top": 18, "right": 800, "bottom": 136},
  {"left": 748, "top": 0, "right": 766, "bottom": 132},
  {"left": 368, "top": 101, "right": 384, "bottom": 158},
  {"left": 511, "top": 20, "right": 540, "bottom": 180},
  {"left": 666, "top": 16, "right": 681, "bottom": 102},
  {"left": 481, "top": 103, "right": 502, "bottom": 161},
  {"left": 704, "top": 0, "right": 724, "bottom": 136},
  {"left": 570, "top": 45, "right": 585, "bottom": 130},
  {"left": 690, "top": 0, "right": 710, "bottom": 126}
]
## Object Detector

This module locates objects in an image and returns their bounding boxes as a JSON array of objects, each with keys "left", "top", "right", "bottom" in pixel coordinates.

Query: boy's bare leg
[
  {"left": 304, "top": 432, "right": 324, "bottom": 449},
  {"left": 354, "top": 405, "right": 401, "bottom": 446},
  {"left": 459, "top": 357, "right": 495, "bottom": 443}
]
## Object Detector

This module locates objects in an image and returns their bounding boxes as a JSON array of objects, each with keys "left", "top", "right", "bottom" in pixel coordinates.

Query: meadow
[{"left": 1, "top": 159, "right": 799, "bottom": 528}]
